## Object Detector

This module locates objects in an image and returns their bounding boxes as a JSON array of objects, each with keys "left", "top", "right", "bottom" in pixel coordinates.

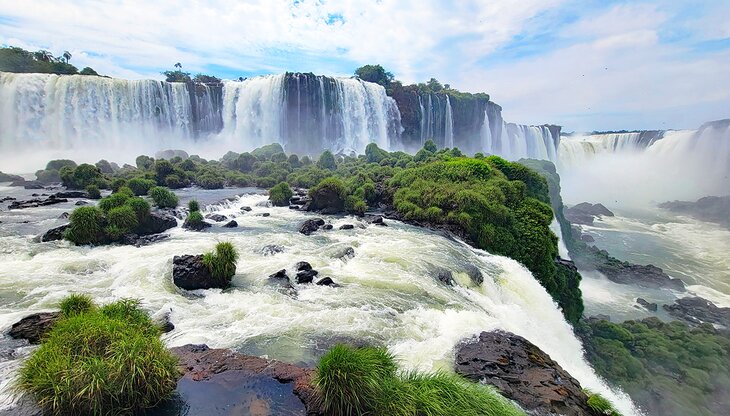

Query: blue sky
[{"left": 1, "top": 0, "right": 729, "bottom": 131}]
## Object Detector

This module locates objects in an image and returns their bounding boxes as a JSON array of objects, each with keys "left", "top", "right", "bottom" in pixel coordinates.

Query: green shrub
[
  {"left": 196, "top": 172, "right": 224, "bottom": 189},
  {"left": 188, "top": 200, "right": 200, "bottom": 212},
  {"left": 59, "top": 294, "right": 94, "bottom": 317},
  {"left": 269, "top": 182, "right": 293, "bottom": 206},
  {"left": 315, "top": 345, "right": 524, "bottom": 416},
  {"left": 127, "top": 177, "right": 156, "bottom": 196},
  {"left": 18, "top": 298, "right": 178, "bottom": 415},
  {"left": 201, "top": 242, "right": 239, "bottom": 287},
  {"left": 164, "top": 174, "right": 184, "bottom": 189},
  {"left": 110, "top": 178, "right": 127, "bottom": 192},
  {"left": 98, "top": 192, "right": 130, "bottom": 212},
  {"left": 271, "top": 152, "right": 288, "bottom": 163},
  {"left": 585, "top": 391, "right": 623, "bottom": 416},
  {"left": 125, "top": 197, "right": 151, "bottom": 223},
  {"left": 65, "top": 206, "right": 105, "bottom": 245},
  {"left": 317, "top": 150, "right": 337, "bottom": 170},
  {"left": 85, "top": 184, "right": 101, "bottom": 199},
  {"left": 251, "top": 143, "right": 284, "bottom": 161},
  {"left": 184, "top": 211, "right": 205, "bottom": 229},
  {"left": 60, "top": 163, "right": 104, "bottom": 189},
  {"left": 46, "top": 159, "right": 77, "bottom": 171},
  {"left": 345, "top": 195, "right": 367, "bottom": 216},
  {"left": 149, "top": 187, "right": 178, "bottom": 208},
  {"left": 309, "top": 177, "right": 346, "bottom": 211},
  {"left": 105, "top": 205, "right": 138, "bottom": 240}
]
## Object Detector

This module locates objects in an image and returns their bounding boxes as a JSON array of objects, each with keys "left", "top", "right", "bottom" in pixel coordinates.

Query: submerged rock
[
  {"left": 636, "top": 297, "right": 658, "bottom": 312},
  {"left": 296, "top": 269, "right": 318, "bottom": 284},
  {"left": 316, "top": 277, "right": 340, "bottom": 287},
  {"left": 122, "top": 233, "right": 170, "bottom": 247},
  {"left": 455, "top": 330, "right": 595, "bottom": 416},
  {"left": 173, "top": 254, "right": 219, "bottom": 290},
  {"left": 53, "top": 191, "right": 88, "bottom": 199},
  {"left": 436, "top": 269, "right": 454, "bottom": 286},
  {"left": 9, "top": 195, "right": 68, "bottom": 210},
  {"left": 464, "top": 264, "right": 484, "bottom": 286},
  {"left": 205, "top": 213, "right": 228, "bottom": 222},
  {"left": 8, "top": 311, "right": 61, "bottom": 344},
  {"left": 663, "top": 297, "right": 730, "bottom": 329},
  {"left": 338, "top": 224, "right": 354, "bottom": 230},
  {"left": 240, "top": 206, "right": 252, "bottom": 212},
  {"left": 322, "top": 224, "right": 333, "bottom": 230},
  {"left": 268, "top": 269, "right": 294, "bottom": 291},
  {"left": 223, "top": 220, "right": 238, "bottom": 228},
  {"left": 333, "top": 246, "right": 355, "bottom": 260},
  {"left": 260, "top": 245, "right": 285, "bottom": 256},
  {"left": 299, "top": 218, "right": 325, "bottom": 235}
]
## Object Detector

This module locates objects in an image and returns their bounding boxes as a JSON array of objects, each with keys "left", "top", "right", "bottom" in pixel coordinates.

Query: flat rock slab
[
  {"left": 455, "top": 330, "right": 595, "bottom": 416},
  {"left": 7, "top": 311, "right": 61, "bottom": 344},
  {"left": 166, "top": 344, "right": 322, "bottom": 415}
]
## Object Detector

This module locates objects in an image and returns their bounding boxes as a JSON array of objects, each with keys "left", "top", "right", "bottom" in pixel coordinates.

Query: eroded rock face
[
  {"left": 8, "top": 312, "right": 61, "bottom": 344},
  {"left": 564, "top": 202, "right": 614, "bottom": 226},
  {"left": 168, "top": 344, "right": 322, "bottom": 415},
  {"left": 144, "top": 211, "right": 178, "bottom": 234},
  {"left": 455, "top": 330, "right": 595, "bottom": 416},
  {"left": 172, "top": 255, "right": 219, "bottom": 290},
  {"left": 40, "top": 224, "right": 69, "bottom": 242},
  {"left": 663, "top": 297, "right": 730, "bottom": 329}
]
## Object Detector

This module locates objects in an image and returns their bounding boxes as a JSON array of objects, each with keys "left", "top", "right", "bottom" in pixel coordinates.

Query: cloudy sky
[{"left": 1, "top": 0, "right": 729, "bottom": 131}]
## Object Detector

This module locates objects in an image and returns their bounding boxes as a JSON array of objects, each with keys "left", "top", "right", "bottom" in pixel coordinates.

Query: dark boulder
[
  {"left": 367, "top": 215, "right": 387, "bottom": 226},
  {"left": 322, "top": 224, "right": 333, "bottom": 230},
  {"left": 143, "top": 211, "right": 178, "bottom": 234},
  {"left": 260, "top": 245, "right": 285, "bottom": 256},
  {"left": 53, "top": 191, "right": 88, "bottom": 199},
  {"left": 663, "top": 297, "right": 730, "bottom": 328},
  {"left": 58, "top": 212, "right": 69, "bottom": 219},
  {"left": 299, "top": 218, "right": 325, "bottom": 235},
  {"left": 8, "top": 312, "right": 61, "bottom": 344},
  {"left": 156, "top": 312, "right": 175, "bottom": 333},
  {"left": 636, "top": 298, "right": 658, "bottom": 312},
  {"left": 9, "top": 196, "right": 68, "bottom": 209},
  {"left": 259, "top": 212, "right": 271, "bottom": 217},
  {"left": 296, "top": 269, "right": 318, "bottom": 284},
  {"left": 295, "top": 261, "right": 312, "bottom": 271},
  {"left": 240, "top": 206, "right": 252, "bottom": 212},
  {"left": 464, "top": 264, "right": 484, "bottom": 285},
  {"left": 316, "top": 277, "right": 340, "bottom": 287},
  {"left": 122, "top": 233, "right": 170, "bottom": 247},
  {"left": 223, "top": 220, "right": 238, "bottom": 228},
  {"left": 455, "top": 330, "right": 595, "bottom": 416},
  {"left": 205, "top": 213, "right": 228, "bottom": 222},
  {"left": 173, "top": 254, "right": 220, "bottom": 290},
  {"left": 40, "top": 224, "right": 69, "bottom": 242},
  {"left": 268, "top": 269, "right": 294, "bottom": 290},
  {"left": 564, "top": 202, "right": 614, "bottom": 226},
  {"left": 436, "top": 269, "right": 454, "bottom": 286},
  {"left": 338, "top": 224, "right": 354, "bottom": 230},
  {"left": 75, "top": 200, "right": 88, "bottom": 206},
  {"left": 183, "top": 217, "right": 211, "bottom": 231}
]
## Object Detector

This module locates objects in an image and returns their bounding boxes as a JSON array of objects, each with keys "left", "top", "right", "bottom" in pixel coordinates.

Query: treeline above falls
[{"left": 0, "top": 71, "right": 560, "bottom": 160}]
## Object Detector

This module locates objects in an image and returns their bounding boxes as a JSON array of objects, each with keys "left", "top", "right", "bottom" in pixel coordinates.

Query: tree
[
  {"left": 317, "top": 150, "right": 337, "bottom": 170},
  {"left": 79, "top": 67, "right": 99, "bottom": 76},
  {"left": 426, "top": 78, "right": 443, "bottom": 92},
  {"left": 62, "top": 51, "right": 71, "bottom": 63},
  {"left": 174, "top": 62, "right": 182, "bottom": 69},
  {"left": 162, "top": 70, "right": 191, "bottom": 83},
  {"left": 354, "top": 64, "right": 394, "bottom": 87}
]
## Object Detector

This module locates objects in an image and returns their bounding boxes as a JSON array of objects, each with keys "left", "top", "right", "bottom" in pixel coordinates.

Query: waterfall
[
  {"left": 477, "top": 118, "right": 559, "bottom": 162},
  {"left": 418, "top": 95, "right": 426, "bottom": 145},
  {"left": 444, "top": 96, "right": 454, "bottom": 148},
  {"left": 480, "top": 110, "right": 492, "bottom": 153}
]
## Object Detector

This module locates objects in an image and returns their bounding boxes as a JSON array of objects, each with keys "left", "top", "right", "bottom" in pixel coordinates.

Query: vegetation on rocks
[
  {"left": 0, "top": 46, "right": 99, "bottom": 75},
  {"left": 269, "top": 182, "right": 293, "bottom": 206},
  {"left": 314, "top": 344, "right": 524, "bottom": 416},
  {"left": 18, "top": 296, "right": 178, "bottom": 415},
  {"left": 149, "top": 186, "right": 178, "bottom": 208},
  {"left": 201, "top": 242, "right": 239, "bottom": 286}
]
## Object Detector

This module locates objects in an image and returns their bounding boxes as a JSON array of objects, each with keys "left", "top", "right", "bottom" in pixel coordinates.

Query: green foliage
[
  {"left": 355, "top": 64, "right": 394, "bottom": 87},
  {"left": 85, "top": 184, "right": 101, "bottom": 199},
  {"left": 135, "top": 155, "right": 154, "bottom": 170},
  {"left": 585, "top": 391, "right": 623, "bottom": 416},
  {"left": 581, "top": 318, "right": 730, "bottom": 416},
  {"left": 60, "top": 163, "right": 104, "bottom": 189},
  {"left": 65, "top": 206, "right": 105, "bottom": 245},
  {"left": 98, "top": 192, "right": 130, "bottom": 212},
  {"left": 270, "top": 152, "right": 288, "bottom": 163},
  {"left": 317, "top": 150, "right": 337, "bottom": 170},
  {"left": 0, "top": 46, "right": 78, "bottom": 74},
  {"left": 201, "top": 242, "right": 239, "bottom": 286},
  {"left": 269, "top": 182, "right": 293, "bottom": 206},
  {"left": 309, "top": 177, "right": 346, "bottom": 212},
  {"left": 127, "top": 177, "right": 156, "bottom": 196},
  {"left": 192, "top": 73, "right": 221, "bottom": 83},
  {"left": 195, "top": 171, "right": 224, "bottom": 189},
  {"left": 125, "top": 197, "right": 151, "bottom": 223},
  {"left": 46, "top": 159, "right": 77, "bottom": 171},
  {"left": 105, "top": 205, "right": 138, "bottom": 240},
  {"left": 423, "top": 139, "right": 438, "bottom": 153},
  {"left": 149, "top": 186, "right": 178, "bottom": 208},
  {"left": 251, "top": 143, "right": 285, "bottom": 161},
  {"left": 59, "top": 294, "right": 95, "bottom": 317},
  {"left": 110, "top": 178, "right": 127, "bottom": 192},
  {"left": 365, "top": 143, "right": 389, "bottom": 163},
  {"left": 162, "top": 69, "right": 191, "bottom": 83},
  {"left": 185, "top": 211, "right": 205, "bottom": 229},
  {"left": 18, "top": 297, "right": 178, "bottom": 415},
  {"left": 314, "top": 345, "right": 524, "bottom": 416},
  {"left": 188, "top": 200, "right": 200, "bottom": 212},
  {"left": 79, "top": 66, "right": 99, "bottom": 76}
]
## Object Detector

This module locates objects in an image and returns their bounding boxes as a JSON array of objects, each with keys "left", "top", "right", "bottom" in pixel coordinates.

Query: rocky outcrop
[
  {"left": 39, "top": 224, "right": 69, "bottom": 242},
  {"left": 53, "top": 191, "right": 88, "bottom": 199},
  {"left": 564, "top": 202, "right": 614, "bottom": 226},
  {"left": 0, "top": 171, "right": 24, "bottom": 182},
  {"left": 223, "top": 220, "right": 238, "bottom": 228},
  {"left": 659, "top": 195, "right": 730, "bottom": 229},
  {"left": 168, "top": 344, "right": 322, "bottom": 415},
  {"left": 205, "top": 213, "right": 228, "bottom": 222},
  {"left": 455, "top": 330, "right": 596, "bottom": 416},
  {"left": 260, "top": 244, "right": 285, "bottom": 256},
  {"left": 8, "top": 195, "right": 68, "bottom": 210},
  {"left": 122, "top": 233, "right": 170, "bottom": 247},
  {"left": 663, "top": 297, "right": 730, "bottom": 329},
  {"left": 299, "top": 218, "right": 325, "bottom": 235},
  {"left": 7, "top": 312, "right": 61, "bottom": 344},
  {"left": 636, "top": 298, "right": 658, "bottom": 312},
  {"left": 295, "top": 262, "right": 318, "bottom": 284},
  {"left": 268, "top": 269, "right": 295, "bottom": 291},
  {"left": 144, "top": 211, "right": 178, "bottom": 234},
  {"left": 172, "top": 255, "right": 220, "bottom": 290}
]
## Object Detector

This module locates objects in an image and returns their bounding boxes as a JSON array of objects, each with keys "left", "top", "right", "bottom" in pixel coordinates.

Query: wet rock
[
  {"left": 205, "top": 213, "right": 228, "bottom": 222},
  {"left": 223, "top": 220, "right": 238, "bottom": 228},
  {"left": 580, "top": 234, "right": 595, "bottom": 243},
  {"left": 455, "top": 330, "right": 595, "bottom": 416},
  {"left": 183, "top": 217, "right": 212, "bottom": 231},
  {"left": 268, "top": 269, "right": 294, "bottom": 290},
  {"left": 53, "top": 191, "right": 88, "bottom": 199},
  {"left": 259, "top": 212, "right": 271, "bottom": 217},
  {"left": 168, "top": 344, "right": 322, "bottom": 415},
  {"left": 0, "top": 196, "right": 16, "bottom": 202},
  {"left": 659, "top": 196, "right": 730, "bottom": 230},
  {"left": 295, "top": 261, "right": 312, "bottom": 271},
  {"left": 122, "top": 233, "right": 170, "bottom": 247},
  {"left": 316, "top": 277, "right": 340, "bottom": 287},
  {"left": 260, "top": 245, "right": 285, "bottom": 256},
  {"left": 143, "top": 211, "right": 178, "bottom": 234},
  {"left": 367, "top": 215, "right": 387, "bottom": 226},
  {"left": 240, "top": 206, "right": 252, "bottom": 212},
  {"left": 436, "top": 269, "right": 454, "bottom": 286},
  {"left": 74, "top": 200, "right": 88, "bottom": 206},
  {"left": 299, "top": 218, "right": 325, "bottom": 235},
  {"left": 587, "top": 314, "right": 612, "bottom": 322},
  {"left": 0, "top": 171, "right": 24, "bottom": 183},
  {"left": 20, "top": 181, "right": 45, "bottom": 189},
  {"left": 9, "top": 196, "right": 68, "bottom": 209},
  {"left": 173, "top": 254, "right": 220, "bottom": 290},
  {"left": 636, "top": 298, "right": 658, "bottom": 312},
  {"left": 8, "top": 311, "right": 62, "bottom": 344},
  {"left": 58, "top": 212, "right": 69, "bottom": 219},
  {"left": 464, "top": 264, "right": 484, "bottom": 285},
  {"left": 156, "top": 312, "right": 175, "bottom": 333},
  {"left": 289, "top": 205, "right": 301, "bottom": 210},
  {"left": 296, "top": 269, "right": 318, "bottom": 284},
  {"left": 663, "top": 297, "right": 730, "bottom": 328},
  {"left": 564, "top": 202, "right": 614, "bottom": 226},
  {"left": 40, "top": 224, "right": 69, "bottom": 242},
  {"left": 322, "top": 224, "right": 333, "bottom": 230},
  {"left": 338, "top": 224, "right": 354, "bottom": 230}
]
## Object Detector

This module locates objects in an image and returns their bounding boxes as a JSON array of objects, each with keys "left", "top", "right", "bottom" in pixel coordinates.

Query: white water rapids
[{"left": 0, "top": 188, "right": 641, "bottom": 415}]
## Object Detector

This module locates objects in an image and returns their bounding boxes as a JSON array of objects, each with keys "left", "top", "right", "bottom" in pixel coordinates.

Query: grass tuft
[
  {"left": 585, "top": 390, "right": 624, "bottom": 416},
  {"left": 201, "top": 242, "right": 239, "bottom": 286},
  {"left": 188, "top": 199, "right": 200, "bottom": 212},
  {"left": 59, "top": 294, "right": 95, "bottom": 317}
]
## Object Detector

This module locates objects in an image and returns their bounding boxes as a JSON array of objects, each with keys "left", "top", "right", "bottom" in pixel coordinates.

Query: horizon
[{"left": 1, "top": 0, "right": 729, "bottom": 132}]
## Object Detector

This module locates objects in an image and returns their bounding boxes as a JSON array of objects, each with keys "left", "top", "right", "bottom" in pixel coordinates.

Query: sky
[{"left": 1, "top": 0, "right": 729, "bottom": 132}]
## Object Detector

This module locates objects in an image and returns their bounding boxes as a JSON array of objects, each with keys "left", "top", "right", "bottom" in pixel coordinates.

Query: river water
[{"left": 0, "top": 185, "right": 641, "bottom": 415}]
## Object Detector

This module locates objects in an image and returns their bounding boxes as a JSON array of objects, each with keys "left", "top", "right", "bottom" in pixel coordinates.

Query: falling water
[{"left": 444, "top": 96, "right": 454, "bottom": 148}]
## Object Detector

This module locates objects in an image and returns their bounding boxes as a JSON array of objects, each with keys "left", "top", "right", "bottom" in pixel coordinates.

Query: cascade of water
[
  {"left": 418, "top": 95, "right": 426, "bottom": 145},
  {"left": 480, "top": 110, "right": 492, "bottom": 153},
  {"left": 444, "top": 96, "right": 454, "bottom": 148}
]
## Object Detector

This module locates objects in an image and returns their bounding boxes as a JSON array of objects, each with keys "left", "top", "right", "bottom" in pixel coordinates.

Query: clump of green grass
[
  {"left": 183, "top": 210, "right": 205, "bottom": 230},
  {"left": 314, "top": 344, "right": 525, "bottom": 416},
  {"left": 85, "top": 184, "right": 101, "bottom": 199},
  {"left": 59, "top": 293, "right": 95, "bottom": 317},
  {"left": 201, "top": 242, "right": 239, "bottom": 286},
  {"left": 585, "top": 390, "right": 623, "bottom": 416},
  {"left": 188, "top": 199, "right": 200, "bottom": 212},
  {"left": 269, "top": 182, "right": 293, "bottom": 206},
  {"left": 18, "top": 296, "right": 179, "bottom": 415},
  {"left": 64, "top": 206, "right": 106, "bottom": 245},
  {"left": 149, "top": 186, "right": 178, "bottom": 208}
]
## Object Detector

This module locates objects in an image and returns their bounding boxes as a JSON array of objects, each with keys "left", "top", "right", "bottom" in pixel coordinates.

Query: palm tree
[
  {"left": 62, "top": 51, "right": 72, "bottom": 63},
  {"left": 174, "top": 62, "right": 182, "bottom": 69}
]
